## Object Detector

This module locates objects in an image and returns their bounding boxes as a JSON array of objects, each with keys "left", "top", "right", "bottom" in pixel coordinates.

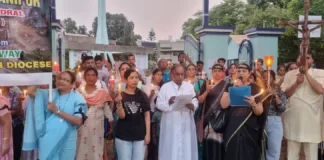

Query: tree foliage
[
  {"left": 63, "top": 18, "right": 90, "bottom": 35},
  {"left": 147, "top": 28, "right": 156, "bottom": 41},
  {"left": 181, "top": 0, "right": 324, "bottom": 67},
  {"left": 63, "top": 18, "right": 78, "bottom": 34},
  {"left": 91, "top": 13, "right": 142, "bottom": 46}
]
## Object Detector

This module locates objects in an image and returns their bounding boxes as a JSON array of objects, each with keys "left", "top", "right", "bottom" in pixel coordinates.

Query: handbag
[
  {"left": 196, "top": 81, "right": 228, "bottom": 142},
  {"left": 205, "top": 82, "right": 228, "bottom": 133},
  {"left": 210, "top": 108, "right": 228, "bottom": 133}
]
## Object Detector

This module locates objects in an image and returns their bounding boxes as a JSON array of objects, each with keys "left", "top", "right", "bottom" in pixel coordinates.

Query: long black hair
[{"left": 152, "top": 68, "right": 164, "bottom": 88}]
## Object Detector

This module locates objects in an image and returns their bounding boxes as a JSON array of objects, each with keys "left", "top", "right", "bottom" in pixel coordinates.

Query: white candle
[
  {"left": 0, "top": 89, "right": 2, "bottom": 95},
  {"left": 254, "top": 89, "right": 264, "bottom": 98},
  {"left": 118, "top": 83, "right": 122, "bottom": 93},
  {"left": 23, "top": 90, "right": 27, "bottom": 97}
]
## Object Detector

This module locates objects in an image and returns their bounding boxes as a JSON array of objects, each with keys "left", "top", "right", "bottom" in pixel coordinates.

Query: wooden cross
[{"left": 276, "top": 0, "right": 324, "bottom": 73}]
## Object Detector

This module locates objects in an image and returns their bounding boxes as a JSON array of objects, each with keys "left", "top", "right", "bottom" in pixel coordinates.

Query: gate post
[
  {"left": 243, "top": 28, "right": 285, "bottom": 72},
  {"left": 196, "top": 26, "right": 234, "bottom": 77}
]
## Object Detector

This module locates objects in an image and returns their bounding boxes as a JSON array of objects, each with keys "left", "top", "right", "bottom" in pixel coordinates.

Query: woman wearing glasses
[
  {"left": 220, "top": 63, "right": 266, "bottom": 160},
  {"left": 24, "top": 71, "right": 87, "bottom": 160},
  {"left": 76, "top": 67, "right": 113, "bottom": 160}
]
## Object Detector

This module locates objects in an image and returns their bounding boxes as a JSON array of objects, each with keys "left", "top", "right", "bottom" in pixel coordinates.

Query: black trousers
[{"left": 13, "top": 122, "right": 24, "bottom": 160}]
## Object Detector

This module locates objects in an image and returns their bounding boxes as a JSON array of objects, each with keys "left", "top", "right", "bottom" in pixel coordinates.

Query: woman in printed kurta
[
  {"left": 0, "top": 95, "right": 13, "bottom": 160},
  {"left": 23, "top": 71, "right": 87, "bottom": 160},
  {"left": 76, "top": 67, "right": 113, "bottom": 160}
]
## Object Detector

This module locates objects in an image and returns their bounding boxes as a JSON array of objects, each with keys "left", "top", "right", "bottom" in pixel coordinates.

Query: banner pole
[{"left": 49, "top": 83, "right": 53, "bottom": 102}]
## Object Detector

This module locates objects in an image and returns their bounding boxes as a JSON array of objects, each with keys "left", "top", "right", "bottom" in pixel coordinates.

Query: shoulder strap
[{"left": 203, "top": 81, "right": 228, "bottom": 121}]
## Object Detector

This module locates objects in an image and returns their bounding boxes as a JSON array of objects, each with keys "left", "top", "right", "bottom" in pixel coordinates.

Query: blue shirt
[{"left": 163, "top": 70, "right": 171, "bottom": 83}]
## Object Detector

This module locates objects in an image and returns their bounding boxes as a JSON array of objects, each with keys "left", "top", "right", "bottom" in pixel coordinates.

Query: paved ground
[{"left": 107, "top": 139, "right": 312, "bottom": 160}]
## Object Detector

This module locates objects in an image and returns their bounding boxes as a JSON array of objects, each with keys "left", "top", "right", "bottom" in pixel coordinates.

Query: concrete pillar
[
  {"left": 196, "top": 26, "right": 235, "bottom": 77},
  {"left": 96, "top": 0, "right": 109, "bottom": 45},
  {"left": 243, "top": 28, "right": 285, "bottom": 72}
]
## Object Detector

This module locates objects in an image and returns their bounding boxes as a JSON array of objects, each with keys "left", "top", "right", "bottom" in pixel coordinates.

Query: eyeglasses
[
  {"left": 57, "top": 77, "right": 71, "bottom": 83},
  {"left": 172, "top": 72, "right": 184, "bottom": 77}
]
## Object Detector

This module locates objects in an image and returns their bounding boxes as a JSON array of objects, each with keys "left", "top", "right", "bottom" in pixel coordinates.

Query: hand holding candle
[
  {"left": 253, "top": 89, "right": 264, "bottom": 98},
  {"left": 118, "top": 83, "right": 122, "bottom": 93},
  {"left": 23, "top": 90, "right": 27, "bottom": 97},
  {"left": 109, "top": 76, "right": 115, "bottom": 85}
]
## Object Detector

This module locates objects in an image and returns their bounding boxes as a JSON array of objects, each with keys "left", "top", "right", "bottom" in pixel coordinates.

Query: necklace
[{"left": 58, "top": 91, "right": 71, "bottom": 111}]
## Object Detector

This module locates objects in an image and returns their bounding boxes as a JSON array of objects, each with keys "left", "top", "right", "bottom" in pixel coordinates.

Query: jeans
[
  {"left": 115, "top": 138, "right": 146, "bottom": 160},
  {"left": 266, "top": 116, "right": 283, "bottom": 160}
]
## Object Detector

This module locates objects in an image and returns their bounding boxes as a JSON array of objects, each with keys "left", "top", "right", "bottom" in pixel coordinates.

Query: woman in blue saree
[{"left": 23, "top": 71, "right": 87, "bottom": 160}]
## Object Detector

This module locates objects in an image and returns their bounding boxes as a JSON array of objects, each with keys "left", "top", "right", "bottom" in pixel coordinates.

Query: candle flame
[
  {"left": 23, "top": 90, "right": 27, "bottom": 96},
  {"left": 260, "top": 89, "right": 264, "bottom": 94}
]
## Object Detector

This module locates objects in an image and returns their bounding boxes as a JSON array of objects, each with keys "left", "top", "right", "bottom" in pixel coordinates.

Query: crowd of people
[{"left": 0, "top": 52, "right": 323, "bottom": 160}]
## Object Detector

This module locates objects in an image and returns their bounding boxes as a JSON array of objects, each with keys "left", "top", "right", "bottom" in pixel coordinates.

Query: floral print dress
[{"left": 76, "top": 89, "right": 113, "bottom": 160}]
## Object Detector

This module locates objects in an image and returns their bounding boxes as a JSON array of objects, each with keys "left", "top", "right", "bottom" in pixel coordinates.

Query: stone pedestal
[{"left": 195, "top": 26, "right": 235, "bottom": 77}]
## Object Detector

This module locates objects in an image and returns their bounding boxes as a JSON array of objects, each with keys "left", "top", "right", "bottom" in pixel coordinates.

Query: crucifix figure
[{"left": 277, "top": 0, "right": 324, "bottom": 74}]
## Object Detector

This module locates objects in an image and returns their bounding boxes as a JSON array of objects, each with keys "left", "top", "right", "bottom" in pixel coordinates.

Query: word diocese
[{"left": 0, "top": 0, "right": 41, "bottom": 8}]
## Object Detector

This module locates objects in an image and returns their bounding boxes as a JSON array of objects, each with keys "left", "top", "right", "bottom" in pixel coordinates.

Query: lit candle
[
  {"left": 118, "top": 83, "right": 122, "bottom": 93},
  {"left": 254, "top": 59, "right": 258, "bottom": 70},
  {"left": 253, "top": 89, "right": 264, "bottom": 98},
  {"left": 211, "top": 79, "right": 214, "bottom": 85},
  {"left": 78, "top": 72, "right": 81, "bottom": 78},
  {"left": 0, "top": 89, "right": 2, "bottom": 95},
  {"left": 81, "top": 86, "right": 85, "bottom": 92},
  {"left": 23, "top": 90, "right": 27, "bottom": 97},
  {"left": 53, "top": 61, "right": 59, "bottom": 72},
  {"left": 109, "top": 75, "right": 115, "bottom": 85}
]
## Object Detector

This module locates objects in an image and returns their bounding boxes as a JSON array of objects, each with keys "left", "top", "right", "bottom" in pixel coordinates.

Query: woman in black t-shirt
[
  {"left": 220, "top": 63, "right": 265, "bottom": 160},
  {"left": 114, "top": 68, "right": 151, "bottom": 160}
]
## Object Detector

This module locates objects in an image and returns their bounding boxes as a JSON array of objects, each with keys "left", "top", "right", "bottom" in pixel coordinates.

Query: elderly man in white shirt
[{"left": 157, "top": 64, "right": 198, "bottom": 160}]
